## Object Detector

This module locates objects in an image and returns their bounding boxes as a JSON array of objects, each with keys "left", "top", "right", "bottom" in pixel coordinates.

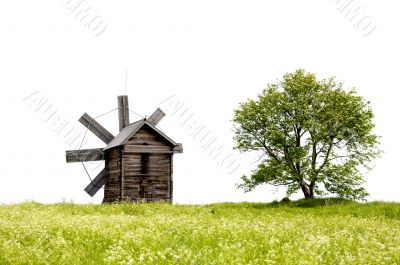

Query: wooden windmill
[{"left": 65, "top": 95, "right": 183, "bottom": 203}]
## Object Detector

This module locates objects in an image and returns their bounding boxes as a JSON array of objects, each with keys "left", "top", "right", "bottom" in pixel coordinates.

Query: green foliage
[
  {"left": 233, "top": 69, "right": 380, "bottom": 200},
  {"left": 0, "top": 202, "right": 399, "bottom": 264}
]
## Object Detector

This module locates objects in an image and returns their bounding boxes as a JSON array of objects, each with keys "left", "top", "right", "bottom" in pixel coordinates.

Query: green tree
[{"left": 233, "top": 69, "right": 380, "bottom": 200}]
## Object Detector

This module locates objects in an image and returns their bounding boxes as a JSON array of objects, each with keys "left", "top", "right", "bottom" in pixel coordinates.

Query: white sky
[{"left": 0, "top": 1, "right": 399, "bottom": 204}]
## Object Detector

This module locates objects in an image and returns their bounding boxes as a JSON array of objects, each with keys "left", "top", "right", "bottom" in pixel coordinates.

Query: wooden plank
[
  {"left": 123, "top": 173, "right": 169, "bottom": 177},
  {"left": 84, "top": 168, "right": 105, "bottom": 196},
  {"left": 147, "top": 108, "right": 165, "bottom": 126},
  {"left": 104, "top": 148, "right": 122, "bottom": 202},
  {"left": 127, "top": 128, "right": 168, "bottom": 146},
  {"left": 121, "top": 149, "right": 125, "bottom": 199},
  {"left": 173, "top": 143, "right": 183, "bottom": 153},
  {"left": 127, "top": 138, "right": 166, "bottom": 146},
  {"left": 66, "top": 148, "right": 104, "bottom": 162},
  {"left": 123, "top": 164, "right": 170, "bottom": 170},
  {"left": 79, "top": 113, "right": 114, "bottom": 144},
  {"left": 124, "top": 150, "right": 175, "bottom": 154},
  {"left": 124, "top": 145, "right": 173, "bottom": 153},
  {"left": 170, "top": 154, "right": 173, "bottom": 201},
  {"left": 118, "top": 95, "right": 130, "bottom": 131}
]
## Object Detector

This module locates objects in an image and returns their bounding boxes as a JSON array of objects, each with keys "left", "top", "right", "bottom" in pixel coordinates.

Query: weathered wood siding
[
  {"left": 104, "top": 148, "right": 121, "bottom": 202},
  {"left": 122, "top": 126, "right": 173, "bottom": 201},
  {"left": 104, "top": 126, "right": 174, "bottom": 202},
  {"left": 119, "top": 153, "right": 172, "bottom": 201}
]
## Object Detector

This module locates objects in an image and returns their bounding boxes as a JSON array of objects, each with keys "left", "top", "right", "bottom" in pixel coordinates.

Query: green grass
[{"left": 0, "top": 199, "right": 399, "bottom": 264}]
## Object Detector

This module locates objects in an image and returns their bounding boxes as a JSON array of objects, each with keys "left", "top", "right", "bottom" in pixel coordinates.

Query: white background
[{"left": 0, "top": 1, "right": 399, "bottom": 204}]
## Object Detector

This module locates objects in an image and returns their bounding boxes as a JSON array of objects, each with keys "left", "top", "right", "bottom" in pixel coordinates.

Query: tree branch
[
  {"left": 311, "top": 141, "right": 317, "bottom": 172},
  {"left": 326, "top": 155, "right": 351, "bottom": 162},
  {"left": 253, "top": 133, "right": 282, "bottom": 164},
  {"left": 316, "top": 142, "right": 327, "bottom": 156},
  {"left": 295, "top": 127, "right": 302, "bottom": 176},
  {"left": 316, "top": 138, "right": 334, "bottom": 173},
  {"left": 270, "top": 180, "right": 297, "bottom": 187}
]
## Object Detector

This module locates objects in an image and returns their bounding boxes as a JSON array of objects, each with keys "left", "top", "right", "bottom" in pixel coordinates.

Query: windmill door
[
  {"left": 139, "top": 185, "right": 154, "bottom": 201},
  {"left": 138, "top": 153, "right": 154, "bottom": 201}
]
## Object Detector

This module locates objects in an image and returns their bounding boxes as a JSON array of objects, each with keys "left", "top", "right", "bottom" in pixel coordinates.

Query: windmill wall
[
  {"left": 104, "top": 148, "right": 121, "bottom": 202},
  {"left": 104, "top": 125, "right": 173, "bottom": 202}
]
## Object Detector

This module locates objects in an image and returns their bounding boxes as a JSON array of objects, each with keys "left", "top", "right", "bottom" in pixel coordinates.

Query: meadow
[{"left": 0, "top": 199, "right": 399, "bottom": 264}]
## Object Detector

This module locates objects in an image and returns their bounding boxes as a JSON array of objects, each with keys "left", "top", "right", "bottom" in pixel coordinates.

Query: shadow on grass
[
  {"left": 292, "top": 197, "right": 353, "bottom": 208},
  {"left": 213, "top": 198, "right": 354, "bottom": 209}
]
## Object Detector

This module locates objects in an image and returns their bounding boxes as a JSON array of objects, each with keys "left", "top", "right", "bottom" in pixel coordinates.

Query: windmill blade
[
  {"left": 66, "top": 148, "right": 104, "bottom": 163},
  {"left": 147, "top": 108, "right": 165, "bottom": 126},
  {"left": 84, "top": 168, "right": 105, "bottom": 197},
  {"left": 79, "top": 113, "right": 114, "bottom": 144}
]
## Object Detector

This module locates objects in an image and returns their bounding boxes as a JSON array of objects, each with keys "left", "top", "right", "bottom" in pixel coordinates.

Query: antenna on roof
[{"left": 124, "top": 65, "right": 128, "bottom": 95}]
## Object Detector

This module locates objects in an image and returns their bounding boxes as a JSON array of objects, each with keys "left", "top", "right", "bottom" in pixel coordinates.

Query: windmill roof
[{"left": 104, "top": 118, "right": 180, "bottom": 151}]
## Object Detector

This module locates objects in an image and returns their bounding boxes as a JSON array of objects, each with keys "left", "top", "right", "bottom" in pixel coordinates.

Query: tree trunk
[{"left": 300, "top": 181, "right": 314, "bottom": 199}]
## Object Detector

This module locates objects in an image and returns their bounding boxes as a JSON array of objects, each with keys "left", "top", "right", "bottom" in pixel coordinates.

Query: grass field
[{"left": 0, "top": 199, "right": 399, "bottom": 264}]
